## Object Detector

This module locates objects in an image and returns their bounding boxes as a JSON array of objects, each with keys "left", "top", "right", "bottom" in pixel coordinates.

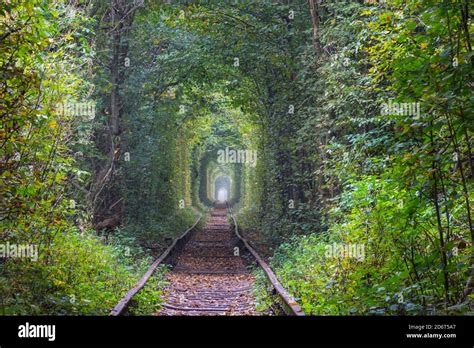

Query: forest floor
[{"left": 156, "top": 206, "right": 267, "bottom": 315}]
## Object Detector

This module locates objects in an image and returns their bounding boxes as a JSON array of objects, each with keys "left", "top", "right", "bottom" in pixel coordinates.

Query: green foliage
[
  {"left": 264, "top": 170, "right": 471, "bottom": 315},
  {"left": 0, "top": 0, "right": 167, "bottom": 316},
  {"left": 248, "top": 0, "right": 473, "bottom": 315},
  {"left": 0, "top": 227, "right": 168, "bottom": 315},
  {"left": 1, "top": 0, "right": 472, "bottom": 316}
]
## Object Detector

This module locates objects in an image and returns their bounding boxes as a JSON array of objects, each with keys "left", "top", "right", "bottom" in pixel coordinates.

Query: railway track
[
  {"left": 158, "top": 204, "right": 260, "bottom": 315},
  {"left": 111, "top": 203, "right": 304, "bottom": 316}
]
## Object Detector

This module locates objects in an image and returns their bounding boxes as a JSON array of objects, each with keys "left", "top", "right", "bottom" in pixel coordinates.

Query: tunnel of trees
[{"left": 1, "top": 0, "right": 473, "bottom": 316}]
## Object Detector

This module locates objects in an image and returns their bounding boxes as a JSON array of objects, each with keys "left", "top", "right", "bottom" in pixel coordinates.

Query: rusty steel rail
[
  {"left": 226, "top": 203, "right": 305, "bottom": 316},
  {"left": 110, "top": 214, "right": 202, "bottom": 316}
]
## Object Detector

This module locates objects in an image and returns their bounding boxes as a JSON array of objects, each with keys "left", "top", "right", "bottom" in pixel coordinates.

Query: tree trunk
[{"left": 308, "top": 0, "right": 321, "bottom": 56}]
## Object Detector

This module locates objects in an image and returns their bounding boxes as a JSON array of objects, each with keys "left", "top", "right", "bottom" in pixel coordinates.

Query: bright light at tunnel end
[{"left": 217, "top": 188, "right": 228, "bottom": 202}]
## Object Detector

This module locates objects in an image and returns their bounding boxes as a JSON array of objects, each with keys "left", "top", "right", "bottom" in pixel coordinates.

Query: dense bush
[
  {"left": 256, "top": 171, "right": 471, "bottom": 315},
  {"left": 0, "top": 227, "right": 166, "bottom": 315}
]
